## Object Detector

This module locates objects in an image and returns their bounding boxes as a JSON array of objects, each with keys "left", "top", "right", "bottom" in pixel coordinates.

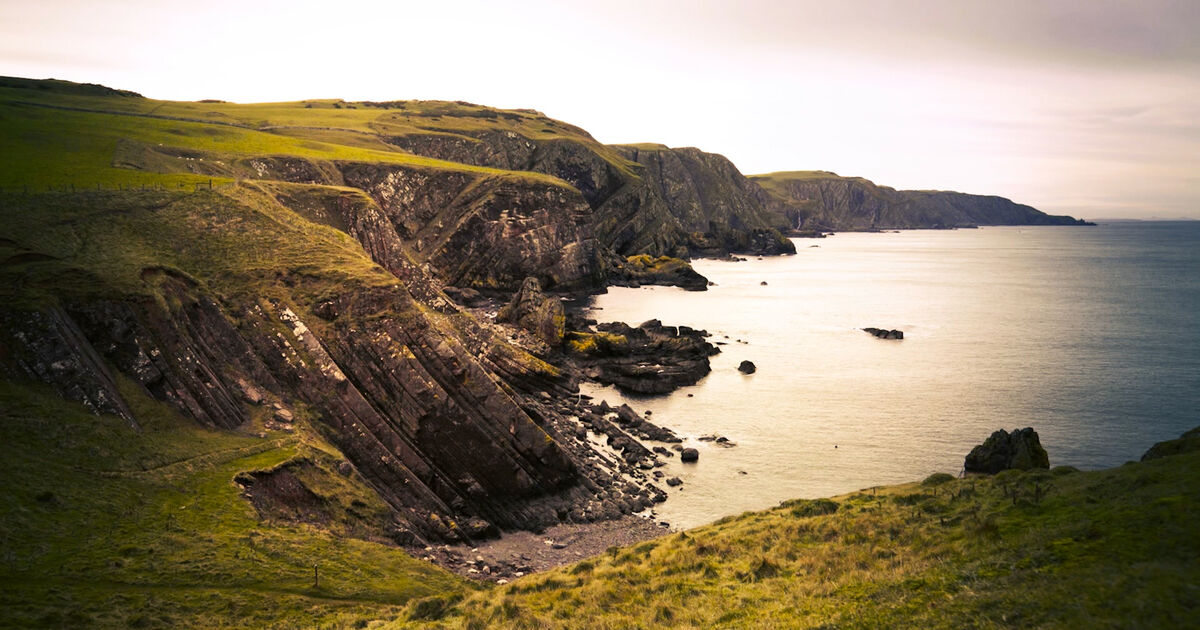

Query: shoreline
[{"left": 408, "top": 515, "right": 671, "bottom": 582}]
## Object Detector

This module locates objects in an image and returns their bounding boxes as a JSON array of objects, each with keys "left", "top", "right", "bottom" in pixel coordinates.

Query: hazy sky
[{"left": 2, "top": 0, "right": 1197, "bottom": 218}]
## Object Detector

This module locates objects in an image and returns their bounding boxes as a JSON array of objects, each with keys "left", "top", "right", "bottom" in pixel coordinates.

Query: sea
[{"left": 579, "top": 221, "right": 1200, "bottom": 530}]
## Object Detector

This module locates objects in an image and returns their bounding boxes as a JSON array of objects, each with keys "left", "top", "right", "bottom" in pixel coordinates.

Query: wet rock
[
  {"left": 863, "top": 327, "right": 904, "bottom": 340},
  {"left": 964, "top": 428, "right": 1050, "bottom": 474},
  {"left": 568, "top": 320, "right": 719, "bottom": 395},
  {"left": 680, "top": 448, "right": 699, "bottom": 463},
  {"left": 613, "top": 254, "right": 709, "bottom": 291},
  {"left": 666, "top": 477, "right": 682, "bottom": 487},
  {"left": 737, "top": 360, "right": 756, "bottom": 374}
]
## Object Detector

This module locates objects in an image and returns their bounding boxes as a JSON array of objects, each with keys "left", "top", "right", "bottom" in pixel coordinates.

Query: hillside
[
  {"left": 3, "top": 381, "right": 1195, "bottom": 628},
  {"left": 0, "top": 77, "right": 697, "bottom": 550},
  {"left": 752, "top": 171, "right": 1093, "bottom": 231}
]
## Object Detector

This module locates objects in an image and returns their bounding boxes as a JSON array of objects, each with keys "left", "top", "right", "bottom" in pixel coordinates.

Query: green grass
[
  {"left": 0, "top": 184, "right": 400, "bottom": 308},
  {"left": 0, "top": 379, "right": 469, "bottom": 630},
  {"left": 0, "top": 78, "right": 617, "bottom": 192},
  {"left": 398, "top": 451, "right": 1200, "bottom": 629}
]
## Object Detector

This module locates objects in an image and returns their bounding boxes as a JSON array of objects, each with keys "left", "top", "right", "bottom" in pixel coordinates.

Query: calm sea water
[{"left": 581, "top": 222, "right": 1200, "bottom": 529}]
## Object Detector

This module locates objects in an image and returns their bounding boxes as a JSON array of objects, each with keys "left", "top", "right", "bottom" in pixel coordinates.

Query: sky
[{"left": 2, "top": 0, "right": 1197, "bottom": 219}]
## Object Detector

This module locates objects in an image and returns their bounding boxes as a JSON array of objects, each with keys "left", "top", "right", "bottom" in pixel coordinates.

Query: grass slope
[
  {"left": 0, "top": 77, "right": 619, "bottom": 192},
  {"left": 0, "top": 380, "right": 468, "bottom": 630},
  {"left": 401, "top": 454, "right": 1199, "bottom": 629},
  {"left": 4, "top": 372, "right": 1196, "bottom": 628}
]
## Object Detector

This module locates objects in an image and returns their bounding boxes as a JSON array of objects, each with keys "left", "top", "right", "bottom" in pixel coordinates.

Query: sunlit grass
[{"left": 398, "top": 454, "right": 1200, "bottom": 629}]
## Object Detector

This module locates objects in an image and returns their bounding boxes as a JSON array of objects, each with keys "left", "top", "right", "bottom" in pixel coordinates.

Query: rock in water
[
  {"left": 863, "top": 327, "right": 903, "bottom": 340},
  {"left": 737, "top": 360, "right": 756, "bottom": 374},
  {"left": 680, "top": 448, "right": 699, "bottom": 463},
  {"left": 496, "top": 277, "right": 564, "bottom": 346},
  {"left": 964, "top": 428, "right": 1050, "bottom": 474}
]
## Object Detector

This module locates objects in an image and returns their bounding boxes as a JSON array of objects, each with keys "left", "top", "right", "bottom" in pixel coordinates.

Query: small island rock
[
  {"left": 964, "top": 427, "right": 1050, "bottom": 474},
  {"left": 680, "top": 448, "right": 699, "bottom": 463},
  {"left": 737, "top": 360, "right": 756, "bottom": 374}
]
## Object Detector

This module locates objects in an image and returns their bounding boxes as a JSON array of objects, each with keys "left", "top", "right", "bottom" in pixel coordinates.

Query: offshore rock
[
  {"left": 964, "top": 428, "right": 1051, "bottom": 474},
  {"left": 497, "top": 277, "right": 565, "bottom": 347},
  {"left": 567, "top": 320, "right": 719, "bottom": 395},
  {"left": 863, "top": 327, "right": 904, "bottom": 340},
  {"left": 737, "top": 360, "right": 756, "bottom": 374},
  {"left": 612, "top": 254, "right": 709, "bottom": 291}
]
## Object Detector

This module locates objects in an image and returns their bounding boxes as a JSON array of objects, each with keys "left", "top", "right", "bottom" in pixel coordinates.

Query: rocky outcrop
[
  {"left": 737, "top": 360, "right": 756, "bottom": 374},
  {"left": 964, "top": 428, "right": 1051, "bottom": 474},
  {"left": 566, "top": 319, "right": 720, "bottom": 395},
  {"left": 864, "top": 327, "right": 904, "bottom": 340},
  {"left": 752, "top": 171, "right": 1093, "bottom": 231},
  {"left": 334, "top": 163, "right": 606, "bottom": 293},
  {"left": 497, "top": 277, "right": 565, "bottom": 347},
  {"left": 611, "top": 254, "right": 708, "bottom": 291}
]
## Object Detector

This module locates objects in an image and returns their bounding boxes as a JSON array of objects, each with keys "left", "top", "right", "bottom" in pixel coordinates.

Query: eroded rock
[{"left": 497, "top": 277, "right": 565, "bottom": 347}]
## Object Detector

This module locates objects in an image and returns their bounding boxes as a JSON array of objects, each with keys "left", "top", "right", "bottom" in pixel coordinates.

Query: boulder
[
  {"left": 737, "top": 360, "right": 756, "bottom": 374},
  {"left": 496, "top": 277, "right": 564, "bottom": 346},
  {"left": 964, "top": 428, "right": 1050, "bottom": 474},
  {"left": 680, "top": 448, "right": 699, "bottom": 463}
]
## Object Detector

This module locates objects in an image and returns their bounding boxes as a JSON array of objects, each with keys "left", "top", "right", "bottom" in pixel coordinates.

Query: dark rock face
[
  {"left": 384, "top": 131, "right": 795, "bottom": 259},
  {"left": 567, "top": 320, "right": 720, "bottom": 395},
  {"left": 335, "top": 163, "right": 606, "bottom": 293},
  {"left": 613, "top": 145, "right": 796, "bottom": 257},
  {"left": 497, "top": 277, "right": 565, "bottom": 347},
  {"left": 863, "top": 327, "right": 904, "bottom": 340},
  {"left": 737, "top": 360, "right": 756, "bottom": 374},
  {"left": 753, "top": 171, "right": 1093, "bottom": 231},
  {"left": 680, "top": 448, "right": 699, "bottom": 463},
  {"left": 964, "top": 428, "right": 1051, "bottom": 474},
  {"left": 0, "top": 267, "right": 663, "bottom": 544},
  {"left": 1141, "top": 426, "right": 1200, "bottom": 461}
]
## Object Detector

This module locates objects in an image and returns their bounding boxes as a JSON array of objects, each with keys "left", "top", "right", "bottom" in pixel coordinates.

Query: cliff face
[
  {"left": 752, "top": 171, "right": 1092, "bottom": 230},
  {"left": 115, "top": 140, "right": 607, "bottom": 293},
  {"left": 0, "top": 188, "right": 661, "bottom": 544},
  {"left": 384, "top": 134, "right": 795, "bottom": 257}
]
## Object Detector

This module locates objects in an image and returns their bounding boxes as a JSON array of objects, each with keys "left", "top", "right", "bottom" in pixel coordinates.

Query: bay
[{"left": 580, "top": 222, "right": 1200, "bottom": 529}]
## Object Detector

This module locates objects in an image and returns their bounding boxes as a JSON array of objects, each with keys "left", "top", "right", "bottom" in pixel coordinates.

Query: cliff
[
  {"left": 381, "top": 128, "right": 794, "bottom": 257},
  {"left": 752, "top": 171, "right": 1093, "bottom": 230},
  {"left": 0, "top": 186, "right": 670, "bottom": 544}
]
